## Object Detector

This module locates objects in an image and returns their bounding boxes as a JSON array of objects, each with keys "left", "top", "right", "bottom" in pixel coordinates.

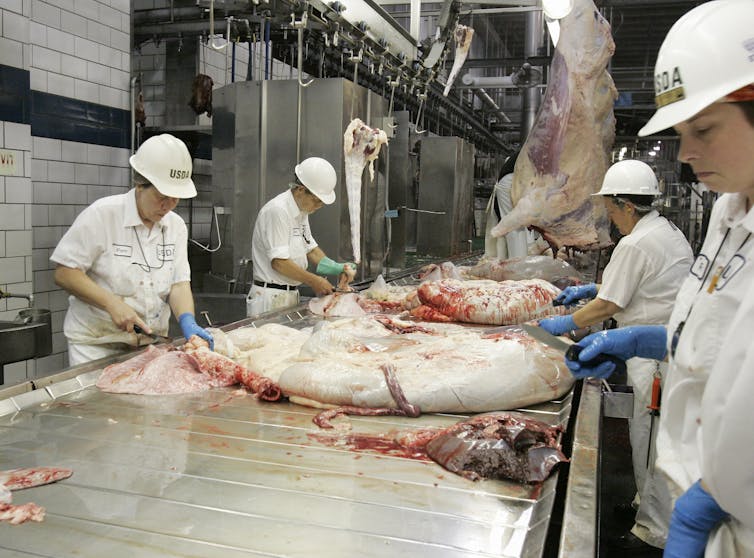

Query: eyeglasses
[
  {"left": 131, "top": 227, "right": 166, "bottom": 273},
  {"left": 670, "top": 320, "right": 685, "bottom": 358}
]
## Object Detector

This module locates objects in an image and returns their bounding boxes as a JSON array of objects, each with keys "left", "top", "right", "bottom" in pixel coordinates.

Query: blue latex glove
[
  {"left": 664, "top": 480, "right": 729, "bottom": 558},
  {"left": 554, "top": 283, "right": 598, "bottom": 307},
  {"left": 178, "top": 313, "right": 214, "bottom": 350},
  {"left": 565, "top": 325, "right": 667, "bottom": 379},
  {"left": 539, "top": 314, "right": 576, "bottom": 336}
]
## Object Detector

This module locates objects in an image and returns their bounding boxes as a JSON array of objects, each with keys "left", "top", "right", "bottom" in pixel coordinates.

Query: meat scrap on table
[{"left": 0, "top": 467, "right": 73, "bottom": 525}]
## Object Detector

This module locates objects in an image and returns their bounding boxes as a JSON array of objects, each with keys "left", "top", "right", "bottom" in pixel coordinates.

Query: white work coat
[
  {"left": 51, "top": 189, "right": 191, "bottom": 360},
  {"left": 700, "top": 257, "right": 754, "bottom": 556},
  {"left": 656, "top": 192, "right": 754, "bottom": 556},
  {"left": 597, "top": 210, "right": 693, "bottom": 548},
  {"left": 246, "top": 190, "right": 317, "bottom": 317},
  {"left": 484, "top": 174, "right": 529, "bottom": 260}
]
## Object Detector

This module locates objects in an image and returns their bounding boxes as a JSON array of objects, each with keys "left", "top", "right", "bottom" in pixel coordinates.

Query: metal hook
[
  {"left": 297, "top": 26, "right": 314, "bottom": 87},
  {"left": 414, "top": 92, "right": 427, "bottom": 134}
]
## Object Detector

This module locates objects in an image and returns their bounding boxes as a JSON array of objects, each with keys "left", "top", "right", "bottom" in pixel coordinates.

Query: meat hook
[
  {"left": 414, "top": 91, "right": 427, "bottom": 134},
  {"left": 292, "top": 12, "right": 314, "bottom": 87}
]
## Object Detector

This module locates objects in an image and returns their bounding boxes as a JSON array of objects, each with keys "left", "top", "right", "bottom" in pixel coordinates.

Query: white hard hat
[
  {"left": 593, "top": 160, "right": 660, "bottom": 197},
  {"left": 639, "top": 0, "right": 754, "bottom": 136},
  {"left": 294, "top": 157, "right": 337, "bottom": 205},
  {"left": 129, "top": 134, "right": 197, "bottom": 198}
]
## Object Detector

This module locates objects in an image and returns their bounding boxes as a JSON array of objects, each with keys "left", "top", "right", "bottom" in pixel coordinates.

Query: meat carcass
[
  {"left": 443, "top": 25, "right": 474, "bottom": 97},
  {"left": 421, "top": 413, "right": 567, "bottom": 483},
  {"left": 188, "top": 74, "right": 214, "bottom": 117},
  {"left": 490, "top": 0, "right": 616, "bottom": 251},
  {"left": 277, "top": 316, "right": 574, "bottom": 413},
  {"left": 343, "top": 118, "right": 389, "bottom": 263},
  {"left": 410, "top": 278, "right": 568, "bottom": 325}
]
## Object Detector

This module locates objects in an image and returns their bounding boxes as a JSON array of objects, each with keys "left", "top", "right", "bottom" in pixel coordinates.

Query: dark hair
[
  {"left": 609, "top": 194, "right": 655, "bottom": 216},
  {"left": 133, "top": 172, "right": 151, "bottom": 186},
  {"left": 498, "top": 150, "right": 520, "bottom": 181},
  {"left": 739, "top": 100, "right": 754, "bottom": 127}
]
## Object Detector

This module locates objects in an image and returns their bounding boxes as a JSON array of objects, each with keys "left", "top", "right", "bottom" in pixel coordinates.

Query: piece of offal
[
  {"left": 443, "top": 25, "right": 475, "bottom": 97},
  {"left": 490, "top": 0, "right": 617, "bottom": 251},
  {"left": 343, "top": 118, "right": 388, "bottom": 264}
]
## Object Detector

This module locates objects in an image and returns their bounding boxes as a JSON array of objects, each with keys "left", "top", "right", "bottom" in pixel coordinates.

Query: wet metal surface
[{"left": 0, "top": 260, "right": 588, "bottom": 557}]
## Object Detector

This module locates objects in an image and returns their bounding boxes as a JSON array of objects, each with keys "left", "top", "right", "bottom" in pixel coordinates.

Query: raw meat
[
  {"left": 343, "top": 118, "right": 389, "bottom": 263},
  {"left": 213, "top": 324, "right": 311, "bottom": 383},
  {"left": 443, "top": 25, "right": 474, "bottom": 97},
  {"left": 188, "top": 74, "right": 214, "bottom": 116},
  {"left": 0, "top": 502, "right": 45, "bottom": 525},
  {"left": 490, "top": 0, "right": 616, "bottom": 251},
  {"left": 135, "top": 91, "right": 146, "bottom": 127},
  {"left": 410, "top": 278, "right": 568, "bottom": 325},
  {"left": 96, "top": 346, "right": 228, "bottom": 394},
  {"left": 308, "top": 275, "right": 419, "bottom": 318},
  {"left": 277, "top": 316, "right": 574, "bottom": 413},
  {"left": 462, "top": 255, "right": 583, "bottom": 284},
  {"left": 422, "top": 412, "right": 567, "bottom": 483},
  {"left": 0, "top": 467, "right": 73, "bottom": 525}
]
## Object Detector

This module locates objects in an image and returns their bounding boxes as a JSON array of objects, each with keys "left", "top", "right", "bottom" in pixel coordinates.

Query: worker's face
[
  {"left": 675, "top": 102, "right": 754, "bottom": 204},
  {"left": 296, "top": 186, "right": 325, "bottom": 214},
  {"left": 136, "top": 184, "right": 179, "bottom": 226},
  {"left": 603, "top": 197, "right": 634, "bottom": 236}
]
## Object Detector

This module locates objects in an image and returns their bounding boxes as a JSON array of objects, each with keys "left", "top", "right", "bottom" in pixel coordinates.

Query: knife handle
[
  {"left": 565, "top": 344, "right": 627, "bottom": 375},
  {"left": 133, "top": 324, "right": 146, "bottom": 335}
]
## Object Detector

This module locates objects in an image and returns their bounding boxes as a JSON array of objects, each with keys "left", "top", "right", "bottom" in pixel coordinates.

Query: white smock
[
  {"left": 597, "top": 210, "right": 693, "bottom": 548},
  {"left": 246, "top": 189, "right": 317, "bottom": 317},
  {"left": 700, "top": 275, "right": 754, "bottom": 557},
  {"left": 484, "top": 174, "right": 530, "bottom": 260},
  {"left": 657, "top": 193, "right": 754, "bottom": 556},
  {"left": 50, "top": 189, "right": 190, "bottom": 365}
]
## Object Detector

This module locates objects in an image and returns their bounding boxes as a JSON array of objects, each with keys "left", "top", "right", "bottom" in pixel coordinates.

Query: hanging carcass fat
[
  {"left": 443, "top": 25, "right": 475, "bottom": 97},
  {"left": 343, "top": 118, "right": 388, "bottom": 263},
  {"left": 490, "top": 0, "right": 617, "bottom": 251}
]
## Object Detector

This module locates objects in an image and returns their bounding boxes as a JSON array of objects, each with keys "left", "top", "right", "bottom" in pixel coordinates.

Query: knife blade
[
  {"left": 133, "top": 324, "right": 172, "bottom": 344},
  {"left": 521, "top": 324, "right": 627, "bottom": 375}
]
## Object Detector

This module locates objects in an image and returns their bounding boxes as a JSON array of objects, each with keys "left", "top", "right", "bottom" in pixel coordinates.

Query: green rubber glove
[{"left": 316, "top": 256, "right": 346, "bottom": 276}]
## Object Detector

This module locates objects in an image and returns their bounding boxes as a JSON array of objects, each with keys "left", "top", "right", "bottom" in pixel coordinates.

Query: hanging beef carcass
[
  {"left": 188, "top": 74, "right": 214, "bottom": 117},
  {"left": 343, "top": 118, "right": 389, "bottom": 264},
  {"left": 135, "top": 91, "right": 146, "bottom": 127},
  {"left": 443, "top": 25, "right": 475, "bottom": 97},
  {"left": 490, "top": 0, "right": 617, "bottom": 251},
  {"left": 277, "top": 316, "right": 574, "bottom": 414}
]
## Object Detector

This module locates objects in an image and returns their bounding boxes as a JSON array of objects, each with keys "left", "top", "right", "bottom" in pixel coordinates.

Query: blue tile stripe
[
  {"left": 1, "top": 63, "right": 213, "bottom": 158},
  {"left": 1, "top": 63, "right": 129, "bottom": 149}
]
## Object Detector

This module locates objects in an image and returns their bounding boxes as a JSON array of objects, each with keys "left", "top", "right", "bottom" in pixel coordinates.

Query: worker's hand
[
  {"left": 565, "top": 325, "right": 667, "bottom": 378},
  {"left": 539, "top": 315, "right": 576, "bottom": 336},
  {"left": 178, "top": 313, "right": 214, "bottom": 350},
  {"left": 310, "top": 275, "right": 335, "bottom": 296},
  {"left": 554, "top": 283, "right": 598, "bottom": 307},
  {"left": 105, "top": 296, "right": 148, "bottom": 333},
  {"left": 316, "top": 256, "right": 351, "bottom": 276},
  {"left": 664, "top": 480, "right": 728, "bottom": 558}
]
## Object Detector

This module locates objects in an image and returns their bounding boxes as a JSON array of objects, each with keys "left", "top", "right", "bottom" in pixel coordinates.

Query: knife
[
  {"left": 133, "top": 324, "right": 172, "bottom": 344},
  {"left": 521, "top": 324, "right": 627, "bottom": 375}
]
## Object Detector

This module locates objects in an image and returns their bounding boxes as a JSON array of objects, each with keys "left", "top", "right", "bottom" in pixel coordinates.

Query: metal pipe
[
  {"left": 460, "top": 74, "right": 515, "bottom": 88},
  {"left": 476, "top": 88, "right": 512, "bottom": 123},
  {"left": 265, "top": 20, "right": 271, "bottom": 79}
]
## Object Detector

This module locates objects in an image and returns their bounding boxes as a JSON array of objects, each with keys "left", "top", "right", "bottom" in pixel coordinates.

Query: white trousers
[
  {"left": 629, "top": 357, "right": 673, "bottom": 548},
  {"left": 246, "top": 284, "right": 299, "bottom": 318}
]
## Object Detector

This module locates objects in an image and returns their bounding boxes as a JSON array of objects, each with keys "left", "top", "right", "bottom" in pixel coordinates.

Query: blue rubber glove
[
  {"left": 539, "top": 314, "right": 576, "bottom": 336},
  {"left": 554, "top": 283, "right": 598, "bottom": 307},
  {"left": 664, "top": 480, "right": 729, "bottom": 558},
  {"left": 178, "top": 312, "right": 214, "bottom": 350},
  {"left": 565, "top": 325, "right": 667, "bottom": 379},
  {"left": 316, "top": 256, "right": 349, "bottom": 276}
]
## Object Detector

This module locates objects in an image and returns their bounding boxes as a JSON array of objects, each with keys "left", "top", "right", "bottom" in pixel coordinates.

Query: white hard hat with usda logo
[
  {"left": 295, "top": 157, "right": 337, "bottom": 205},
  {"left": 129, "top": 134, "right": 197, "bottom": 199},
  {"left": 639, "top": 0, "right": 754, "bottom": 137},
  {"left": 593, "top": 160, "right": 660, "bottom": 197}
]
